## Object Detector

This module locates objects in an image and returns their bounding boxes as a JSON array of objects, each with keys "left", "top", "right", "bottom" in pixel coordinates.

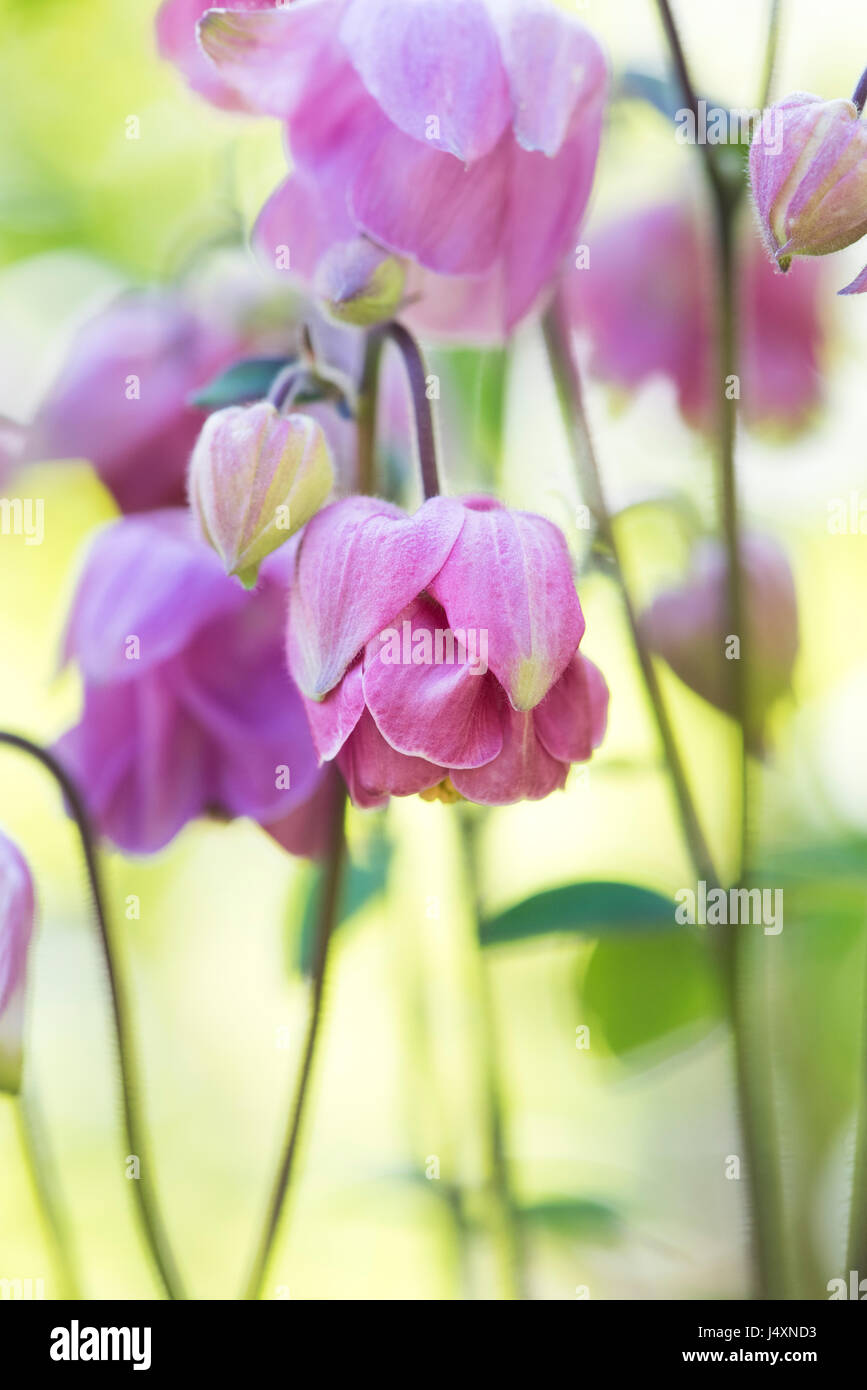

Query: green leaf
[
  {"left": 520, "top": 1197, "right": 621, "bottom": 1243},
  {"left": 582, "top": 931, "right": 722, "bottom": 1058},
  {"left": 480, "top": 881, "right": 675, "bottom": 947},
  {"left": 436, "top": 346, "right": 509, "bottom": 482},
  {"left": 189, "top": 356, "right": 294, "bottom": 410},
  {"left": 292, "top": 833, "right": 392, "bottom": 976}
]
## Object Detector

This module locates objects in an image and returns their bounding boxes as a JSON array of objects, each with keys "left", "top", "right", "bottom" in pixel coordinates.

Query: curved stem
[
  {"left": 384, "top": 321, "right": 441, "bottom": 499},
  {"left": 852, "top": 65, "right": 867, "bottom": 116},
  {"left": 15, "top": 1089, "right": 82, "bottom": 1299},
  {"left": 847, "top": 927, "right": 867, "bottom": 1275},
  {"left": 459, "top": 808, "right": 528, "bottom": 1300},
  {"left": 0, "top": 732, "right": 186, "bottom": 1300},
  {"left": 543, "top": 298, "right": 719, "bottom": 889},
  {"left": 653, "top": 0, "right": 725, "bottom": 200},
  {"left": 242, "top": 786, "right": 347, "bottom": 1300}
]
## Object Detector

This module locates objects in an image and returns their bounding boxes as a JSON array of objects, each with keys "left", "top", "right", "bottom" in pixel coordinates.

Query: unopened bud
[{"left": 314, "top": 239, "right": 406, "bottom": 327}]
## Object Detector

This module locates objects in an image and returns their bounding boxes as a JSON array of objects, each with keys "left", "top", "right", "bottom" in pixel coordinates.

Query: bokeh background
[{"left": 1, "top": 0, "right": 866, "bottom": 1299}]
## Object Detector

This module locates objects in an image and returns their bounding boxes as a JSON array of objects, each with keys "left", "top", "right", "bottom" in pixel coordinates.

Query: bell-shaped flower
[
  {"left": 314, "top": 238, "right": 407, "bottom": 327},
  {"left": 750, "top": 93, "right": 867, "bottom": 292},
  {"left": 157, "top": 0, "right": 608, "bottom": 335},
  {"left": 0, "top": 832, "right": 35, "bottom": 1094},
  {"left": 189, "top": 402, "right": 334, "bottom": 587},
  {"left": 640, "top": 534, "right": 799, "bottom": 741},
  {"left": 55, "top": 511, "right": 329, "bottom": 856},
  {"left": 571, "top": 200, "right": 827, "bottom": 434},
  {"left": 287, "top": 495, "right": 608, "bottom": 808}
]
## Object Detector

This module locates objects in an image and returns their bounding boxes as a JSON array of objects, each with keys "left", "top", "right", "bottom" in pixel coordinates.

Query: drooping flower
[
  {"left": 570, "top": 200, "right": 827, "bottom": 434},
  {"left": 640, "top": 534, "right": 799, "bottom": 739},
  {"left": 0, "top": 831, "right": 35, "bottom": 1094},
  {"left": 313, "top": 238, "right": 407, "bottom": 328},
  {"left": 750, "top": 93, "right": 867, "bottom": 292},
  {"left": 287, "top": 495, "right": 608, "bottom": 808},
  {"left": 157, "top": 0, "right": 609, "bottom": 335},
  {"left": 55, "top": 511, "right": 328, "bottom": 856},
  {"left": 189, "top": 401, "right": 334, "bottom": 587}
]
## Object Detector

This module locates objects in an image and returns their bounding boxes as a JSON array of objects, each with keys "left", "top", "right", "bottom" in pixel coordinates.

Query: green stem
[
  {"left": 0, "top": 732, "right": 186, "bottom": 1300},
  {"left": 459, "top": 808, "right": 528, "bottom": 1300},
  {"left": 242, "top": 787, "right": 347, "bottom": 1300},
  {"left": 759, "top": 0, "right": 783, "bottom": 110},
  {"left": 543, "top": 299, "right": 719, "bottom": 889},
  {"left": 14, "top": 1088, "right": 82, "bottom": 1299},
  {"left": 356, "top": 329, "right": 385, "bottom": 495},
  {"left": 847, "top": 926, "right": 867, "bottom": 1277}
]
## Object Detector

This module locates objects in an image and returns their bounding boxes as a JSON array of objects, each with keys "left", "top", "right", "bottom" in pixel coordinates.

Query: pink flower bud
[
  {"left": 750, "top": 93, "right": 867, "bottom": 280},
  {"left": 314, "top": 239, "right": 406, "bottom": 328},
  {"left": 0, "top": 832, "right": 35, "bottom": 1094},
  {"left": 189, "top": 401, "right": 334, "bottom": 587}
]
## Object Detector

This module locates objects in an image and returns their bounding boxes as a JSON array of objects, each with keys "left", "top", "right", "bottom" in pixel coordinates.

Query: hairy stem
[
  {"left": 242, "top": 787, "right": 347, "bottom": 1300},
  {"left": 0, "top": 732, "right": 186, "bottom": 1299}
]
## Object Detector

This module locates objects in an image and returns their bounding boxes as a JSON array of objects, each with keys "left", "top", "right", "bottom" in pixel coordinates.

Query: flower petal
[
  {"left": 287, "top": 495, "right": 464, "bottom": 699},
  {"left": 337, "top": 709, "right": 445, "bottom": 808},
  {"left": 362, "top": 594, "right": 503, "bottom": 768},
  {"left": 301, "top": 659, "right": 366, "bottom": 762},
  {"left": 156, "top": 0, "right": 277, "bottom": 112},
  {"left": 533, "top": 652, "right": 608, "bottom": 763},
  {"left": 196, "top": 1, "right": 341, "bottom": 117},
  {"left": 428, "top": 498, "right": 584, "bottom": 711},
  {"left": 340, "top": 0, "right": 511, "bottom": 161},
  {"left": 496, "top": 1, "right": 609, "bottom": 157},
  {"left": 451, "top": 704, "right": 567, "bottom": 805}
]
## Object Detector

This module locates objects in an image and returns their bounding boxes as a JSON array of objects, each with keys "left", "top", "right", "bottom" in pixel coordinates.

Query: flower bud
[
  {"left": 640, "top": 535, "right": 798, "bottom": 743},
  {"left": 189, "top": 402, "right": 334, "bottom": 587},
  {"left": 0, "top": 832, "right": 35, "bottom": 1094},
  {"left": 750, "top": 94, "right": 867, "bottom": 275},
  {"left": 313, "top": 239, "right": 406, "bottom": 328}
]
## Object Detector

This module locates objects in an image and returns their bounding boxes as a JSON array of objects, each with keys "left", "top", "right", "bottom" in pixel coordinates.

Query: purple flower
[
  {"left": 158, "top": 0, "right": 608, "bottom": 335},
  {"left": 571, "top": 200, "right": 827, "bottom": 434},
  {"left": 55, "top": 511, "right": 327, "bottom": 856},
  {"left": 0, "top": 831, "right": 35, "bottom": 1094},
  {"left": 287, "top": 495, "right": 608, "bottom": 808}
]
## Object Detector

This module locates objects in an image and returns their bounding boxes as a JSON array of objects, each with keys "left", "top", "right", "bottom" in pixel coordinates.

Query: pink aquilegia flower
[
  {"left": 55, "top": 511, "right": 328, "bottom": 856},
  {"left": 157, "top": 0, "right": 609, "bottom": 335},
  {"left": 287, "top": 495, "right": 608, "bottom": 808},
  {"left": 640, "top": 534, "right": 799, "bottom": 742},
  {"left": 0, "top": 831, "right": 35, "bottom": 1094},
  {"left": 750, "top": 93, "right": 867, "bottom": 294},
  {"left": 570, "top": 201, "right": 826, "bottom": 434}
]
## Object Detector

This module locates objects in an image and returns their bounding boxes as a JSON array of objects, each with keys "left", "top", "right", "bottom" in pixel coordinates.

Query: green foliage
[{"left": 480, "top": 881, "right": 675, "bottom": 947}]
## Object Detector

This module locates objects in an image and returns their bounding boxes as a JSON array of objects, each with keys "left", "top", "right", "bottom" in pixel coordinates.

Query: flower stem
[
  {"left": 242, "top": 786, "right": 347, "bottom": 1300},
  {"left": 356, "top": 328, "right": 385, "bottom": 495},
  {"left": 651, "top": 0, "right": 789, "bottom": 1299},
  {"left": 0, "top": 731, "right": 186, "bottom": 1299},
  {"left": 759, "top": 0, "right": 783, "bottom": 110},
  {"left": 14, "top": 1087, "right": 82, "bottom": 1299},
  {"left": 847, "top": 929, "right": 867, "bottom": 1276},
  {"left": 852, "top": 65, "right": 867, "bottom": 115},
  {"left": 384, "top": 321, "right": 441, "bottom": 499},
  {"left": 458, "top": 807, "right": 528, "bottom": 1300},
  {"left": 543, "top": 298, "right": 719, "bottom": 888}
]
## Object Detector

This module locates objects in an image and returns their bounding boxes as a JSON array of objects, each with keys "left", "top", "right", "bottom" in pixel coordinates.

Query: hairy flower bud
[
  {"left": 314, "top": 239, "right": 406, "bottom": 328},
  {"left": 189, "top": 402, "right": 334, "bottom": 587},
  {"left": 750, "top": 93, "right": 867, "bottom": 285},
  {"left": 0, "top": 832, "right": 35, "bottom": 1094}
]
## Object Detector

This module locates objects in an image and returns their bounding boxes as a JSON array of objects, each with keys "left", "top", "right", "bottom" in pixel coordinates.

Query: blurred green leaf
[
  {"left": 480, "top": 882, "right": 675, "bottom": 947},
  {"left": 582, "top": 931, "right": 722, "bottom": 1058},
  {"left": 437, "top": 346, "right": 509, "bottom": 481},
  {"left": 293, "top": 833, "right": 393, "bottom": 976},
  {"left": 189, "top": 356, "right": 294, "bottom": 410},
  {"left": 520, "top": 1197, "right": 621, "bottom": 1243}
]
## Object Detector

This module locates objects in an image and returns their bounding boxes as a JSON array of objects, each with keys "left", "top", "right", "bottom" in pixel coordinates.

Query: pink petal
[
  {"left": 428, "top": 498, "right": 584, "bottom": 711},
  {"left": 361, "top": 595, "right": 503, "bottom": 768},
  {"left": 156, "top": 0, "right": 277, "bottom": 112},
  {"left": 840, "top": 261, "right": 867, "bottom": 294},
  {"left": 262, "top": 767, "right": 342, "bottom": 859},
  {"left": 196, "top": 0, "right": 342, "bottom": 117},
  {"left": 451, "top": 703, "right": 567, "bottom": 805},
  {"left": 252, "top": 170, "right": 356, "bottom": 281},
  {"left": 748, "top": 94, "right": 825, "bottom": 257},
  {"left": 340, "top": 0, "right": 511, "bottom": 161},
  {"left": 496, "top": 2, "right": 609, "bottom": 157},
  {"left": 0, "top": 833, "right": 34, "bottom": 1019},
  {"left": 533, "top": 653, "right": 608, "bottom": 763},
  {"left": 337, "top": 709, "right": 445, "bottom": 809},
  {"left": 287, "top": 495, "right": 464, "bottom": 700},
  {"left": 301, "top": 659, "right": 366, "bottom": 762}
]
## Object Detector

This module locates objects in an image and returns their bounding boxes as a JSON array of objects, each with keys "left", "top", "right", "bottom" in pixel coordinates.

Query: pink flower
[
  {"left": 55, "top": 511, "right": 328, "bottom": 856},
  {"left": 0, "top": 831, "right": 35, "bottom": 1094},
  {"left": 287, "top": 495, "right": 608, "bottom": 808},
  {"left": 157, "top": 0, "right": 608, "bottom": 335},
  {"left": 640, "top": 534, "right": 799, "bottom": 738},
  {"left": 570, "top": 201, "right": 826, "bottom": 433},
  {"left": 750, "top": 93, "right": 867, "bottom": 292}
]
